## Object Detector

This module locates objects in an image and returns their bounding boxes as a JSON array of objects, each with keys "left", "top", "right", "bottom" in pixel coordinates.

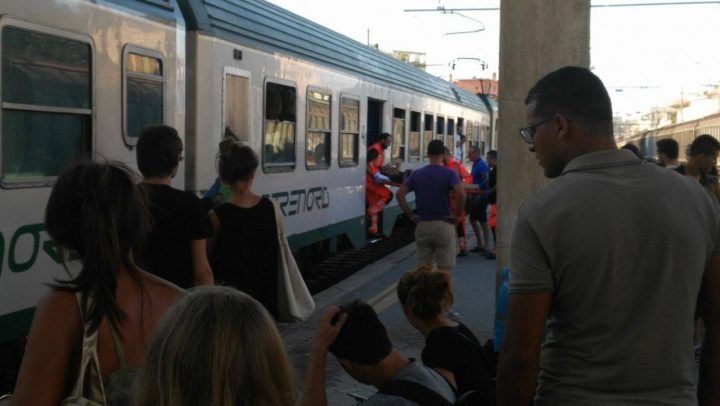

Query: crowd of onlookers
[{"left": 6, "top": 65, "right": 720, "bottom": 406}]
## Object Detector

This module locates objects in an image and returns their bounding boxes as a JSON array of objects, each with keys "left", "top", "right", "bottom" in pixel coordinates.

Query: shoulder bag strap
[
  {"left": 378, "top": 379, "right": 453, "bottom": 406},
  {"left": 64, "top": 292, "right": 106, "bottom": 403}
]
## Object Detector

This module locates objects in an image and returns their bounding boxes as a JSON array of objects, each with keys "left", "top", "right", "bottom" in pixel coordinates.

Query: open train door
[{"left": 365, "top": 98, "right": 386, "bottom": 238}]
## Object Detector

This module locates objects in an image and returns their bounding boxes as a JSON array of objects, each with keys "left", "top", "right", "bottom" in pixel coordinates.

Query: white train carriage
[
  {"left": 0, "top": 0, "right": 185, "bottom": 344},
  {"left": 178, "top": 0, "right": 493, "bottom": 249}
]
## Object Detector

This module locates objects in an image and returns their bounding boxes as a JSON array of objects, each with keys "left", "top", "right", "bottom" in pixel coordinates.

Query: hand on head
[{"left": 314, "top": 305, "right": 348, "bottom": 351}]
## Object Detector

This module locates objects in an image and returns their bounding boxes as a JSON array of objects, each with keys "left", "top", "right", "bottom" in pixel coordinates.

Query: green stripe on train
[{"left": 0, "top": 207, "right": 409, "bottom": 343}]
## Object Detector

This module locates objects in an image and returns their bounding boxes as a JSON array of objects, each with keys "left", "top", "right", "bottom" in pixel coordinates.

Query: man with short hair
[
  {"left": 136, "top": 125, "right": 214, "bottom": 288},
  {"left": 497, "top": 66, "right": 720, "bottom": 405},
  {"left": 397, "top": 140, "right": 466, "bottom": 269},
  {"left": 366, "top": 132, "right": 394, "bottom": 237},
  {"left": 656, "top": 138, "right": 680, "bottom": 168},
  {"left": 467, "top": 146, "right": 490, "bottom": 254},
  {"left": 302, "top": 301, "right": 456, "bottom": 406},
  {"left": 675, "top": 134, "right": 720, "bottom": 202}
]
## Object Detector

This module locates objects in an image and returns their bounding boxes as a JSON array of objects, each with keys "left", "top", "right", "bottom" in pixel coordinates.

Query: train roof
[
  {"left": 177, "top": 0, "right": 489, "bottom": 112},
  {"left": 100, "top": 0, "right": 180, "bottom": 24}
]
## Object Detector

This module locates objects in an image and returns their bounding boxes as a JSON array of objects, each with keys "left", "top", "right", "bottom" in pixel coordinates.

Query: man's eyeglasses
[{"left": 518, "top": 117, "right": 554, "bottom": 146}]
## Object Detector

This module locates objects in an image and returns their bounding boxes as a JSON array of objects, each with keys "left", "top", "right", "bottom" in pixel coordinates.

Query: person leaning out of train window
[
  {"left": 135, "top": 125, "right": 215, "bottom": 289},
  {"left": 675, "top": 134, "right": 720, "bottom": 203},
  {"left": 12, "top": 161, "right": 183, "bottom": 406},
  {"left": 207, "top": 143, "right": 280, "bottom": 317}
]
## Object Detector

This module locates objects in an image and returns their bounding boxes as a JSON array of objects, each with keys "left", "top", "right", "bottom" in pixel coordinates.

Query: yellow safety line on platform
[{"left": 369, "top": 282, "right": 399, "bottom": 314}]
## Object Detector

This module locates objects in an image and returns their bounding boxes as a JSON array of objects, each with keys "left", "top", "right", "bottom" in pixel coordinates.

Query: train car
[
  {"left": 0, "top": 0, "right": 186, "bottom": 348},
  {"left": 627, "top": 113, "right": 720, "bottom": 160},
  {"left": 176, "top": 0, "right": 492, "bottom": 248},
  {"left": 0, "top": 0, "right": 493, "bottom": 368}
]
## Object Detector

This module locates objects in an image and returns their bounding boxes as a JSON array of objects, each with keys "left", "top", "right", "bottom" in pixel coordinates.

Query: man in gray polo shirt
[{"left": 496, "top": 66, "right": 720, "bottom": 405}]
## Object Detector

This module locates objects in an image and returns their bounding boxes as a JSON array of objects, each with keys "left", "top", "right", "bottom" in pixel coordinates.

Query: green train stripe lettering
[{"left": 9, "top": 224, "right": 44, "bottom": 273}]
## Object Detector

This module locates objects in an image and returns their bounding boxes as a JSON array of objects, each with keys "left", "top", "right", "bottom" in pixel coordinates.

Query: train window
[
  {"left": 123, "top": 47, "right": 164, "bottom": 146},
  {"left": 306, "top": 89, "right": 331, "bottom": 170},
  {"left": 339, "top": 96, "right": 359, "bottom": 167},
  {"left": 409, "top": 111, "right": 421, "bottom": 162},
  {"left": 1, "top": 26, "right": 92, "bottom": 185},
  {"left": 447, "top": 118, "right": 455, "bottom": 151},
  {"left": 423, "top": 113, "right": 433, "bottom": 161},
  {"left": 436, "top": 116, "right": 445, "bottom": 140},
  {"left": 392, "top": 108, "right": 406, "bottom": 162},
  {"left": 264, "top": 81, "right": 296, "bottom": 171},
  {"left": 223, "top": 71, "right": 250, "bottom": 143}
]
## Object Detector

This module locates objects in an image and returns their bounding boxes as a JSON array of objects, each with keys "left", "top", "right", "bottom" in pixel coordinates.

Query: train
[
  {"left": 625, "top": 113, "right": 720, "bottom": 160},
  {"left": 0, "top": 0, "right": 497, "bottom": 347}
]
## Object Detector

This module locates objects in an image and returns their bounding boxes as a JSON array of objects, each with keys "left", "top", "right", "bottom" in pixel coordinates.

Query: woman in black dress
[
  {"left": 209, "top": 143, "right": 279, "bottom": 317},
  {"left": 397, "top": 267, "right": 495, "bottom": 405}
]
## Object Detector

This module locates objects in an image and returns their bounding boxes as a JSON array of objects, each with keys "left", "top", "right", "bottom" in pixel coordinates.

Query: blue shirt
[
  {"left": 471, "top": 158, "right": 490, "bottom": 189},
  {"left": 404, "top": 165, "right": 460, "bottom": 222}
]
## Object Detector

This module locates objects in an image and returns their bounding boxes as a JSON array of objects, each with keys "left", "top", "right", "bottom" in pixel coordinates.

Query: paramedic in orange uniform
[
  {"left": 366, "top": 133, "right": 393, "bottom": 237},
  {"left": 443, "top": 147, "right": 473, "bottom": 256}
]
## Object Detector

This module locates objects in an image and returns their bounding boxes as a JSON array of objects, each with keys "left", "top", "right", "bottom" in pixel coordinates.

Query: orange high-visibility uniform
[
  {"left": 366, "top": 142, "right": 392, "bottom": 234},
  {"left": 444, "top": 157, "right": 472, "bottom": 251}
]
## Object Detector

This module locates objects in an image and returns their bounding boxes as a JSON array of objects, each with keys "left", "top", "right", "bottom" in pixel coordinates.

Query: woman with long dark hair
[{"left": 12, "top": 161, "right": 182, "bottom": 405}]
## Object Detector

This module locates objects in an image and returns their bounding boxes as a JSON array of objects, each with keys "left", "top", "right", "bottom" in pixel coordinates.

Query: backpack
[{"left": 378, "top": 379, "right": 482, "bottom": 406}]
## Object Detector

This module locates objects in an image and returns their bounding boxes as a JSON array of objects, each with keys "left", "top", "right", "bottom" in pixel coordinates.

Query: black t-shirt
[
  {"left": 136, "top": 183, "right": 213, "bottom": 289},
  {"left": 211, "top": 198, "right": 279, "bottom": 317},
  {"left": 422, "top": 322, "right": 493, "bottom": 399},
  {"left": 487, "top": 166, "right": 497, "bottom": 205}
]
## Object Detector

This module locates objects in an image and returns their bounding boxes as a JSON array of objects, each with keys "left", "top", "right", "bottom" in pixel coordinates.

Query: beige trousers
[{"left": 415, "top": 220, "right": 456, "bottom": 269}]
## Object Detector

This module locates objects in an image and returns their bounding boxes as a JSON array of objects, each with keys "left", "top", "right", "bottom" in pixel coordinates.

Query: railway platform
[{"left": 280, "top": 242, "right": 497, "bottom": 405}]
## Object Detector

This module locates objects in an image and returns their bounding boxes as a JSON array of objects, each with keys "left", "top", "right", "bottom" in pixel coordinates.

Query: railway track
[{"left": 304, "top": 222, "right": 416, "bottom": 295}]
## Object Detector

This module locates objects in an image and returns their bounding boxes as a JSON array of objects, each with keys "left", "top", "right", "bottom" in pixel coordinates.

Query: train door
[
  {"left": 366, "top": 98, "right": 385, "bottom": 237},
  {"left": 223, "top": 67, "right": 251, "bottom": 144},
  {"left": 367, "top": 98, "right": 384, "bottom": 146}
]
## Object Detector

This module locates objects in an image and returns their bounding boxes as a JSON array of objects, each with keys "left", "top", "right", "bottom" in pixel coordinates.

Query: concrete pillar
[{"left": 497, "top": 1, "right": 591, "bottom": 270}]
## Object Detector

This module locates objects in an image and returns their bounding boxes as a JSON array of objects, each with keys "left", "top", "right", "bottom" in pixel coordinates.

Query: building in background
[
  {"left": 392, "top": 50, "right": 427, "bottom": 71},
  {"left": 454, "top": 73, "right": 499, "bottom": 99}
]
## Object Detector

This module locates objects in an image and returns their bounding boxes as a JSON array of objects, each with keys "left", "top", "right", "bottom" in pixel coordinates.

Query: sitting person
[
  {"left": 12, "top": 161, "right": 182, "bottom": 405},
  {"left": 302, "top": 300, "right": 456, "bottom": 405},
  {"left": 134, "top": 286, "right": 296, "bottom": 406},
  {"left": 397, "top": 268, "right": 495, "bottom": 404}
]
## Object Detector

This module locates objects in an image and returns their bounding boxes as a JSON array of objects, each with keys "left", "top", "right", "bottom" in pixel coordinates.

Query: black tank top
[{"left": 212, "top": 197, "right": 279, "bottom": 317}]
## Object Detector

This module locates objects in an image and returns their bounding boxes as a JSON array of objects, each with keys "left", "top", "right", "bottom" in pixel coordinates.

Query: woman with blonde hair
[
  {"left": 134, "top": 286, "right": 296, "bottom": 406},
  {"left": 397, "top": 267, "right": 494, "bottom": 404}
]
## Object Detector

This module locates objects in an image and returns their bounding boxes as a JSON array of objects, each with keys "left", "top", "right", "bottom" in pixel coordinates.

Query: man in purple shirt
[{"left": 397, "top": 140, "right": 466, "bottom": 269}]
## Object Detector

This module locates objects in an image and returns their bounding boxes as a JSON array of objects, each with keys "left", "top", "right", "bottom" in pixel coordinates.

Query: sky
[{"left": 265, "top": 0, "right": 720, "bottom": 119}]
